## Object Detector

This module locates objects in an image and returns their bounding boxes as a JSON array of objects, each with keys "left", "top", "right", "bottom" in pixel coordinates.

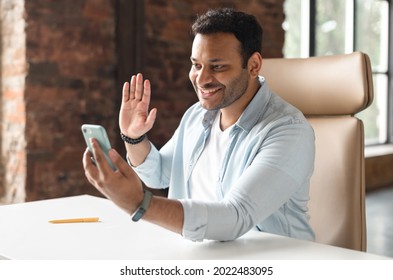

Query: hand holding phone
[{"left": 81, "top": 124, "right": 116, "bottom": 171}]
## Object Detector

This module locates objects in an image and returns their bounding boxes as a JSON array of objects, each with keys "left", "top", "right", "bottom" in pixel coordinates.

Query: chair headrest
[{"left": 260, "top": 52, "right": 374, "bottom": 116}]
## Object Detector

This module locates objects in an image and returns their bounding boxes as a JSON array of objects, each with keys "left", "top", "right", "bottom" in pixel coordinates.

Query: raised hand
[{"left": 119, "top": 73, "right": 157, "bottom": 139}]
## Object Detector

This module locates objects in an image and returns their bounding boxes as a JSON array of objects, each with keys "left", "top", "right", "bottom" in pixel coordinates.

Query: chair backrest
[{"left": 260, "top": 52, "right": 373, "bottom": 251}]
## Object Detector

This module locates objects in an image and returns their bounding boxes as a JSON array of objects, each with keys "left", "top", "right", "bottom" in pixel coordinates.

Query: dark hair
[{"left": 191, "top": 8, "right": 263, "bottom": 68}]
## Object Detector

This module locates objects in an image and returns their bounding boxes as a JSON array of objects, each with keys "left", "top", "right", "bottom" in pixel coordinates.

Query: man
[{"left": 83, "top": 8, "right": 315, "bottom": 242}]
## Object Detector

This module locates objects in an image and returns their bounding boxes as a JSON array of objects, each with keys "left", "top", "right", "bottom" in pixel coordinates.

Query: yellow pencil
[{"left": 49, "top": 217, "right": 100, "bottom": 223}]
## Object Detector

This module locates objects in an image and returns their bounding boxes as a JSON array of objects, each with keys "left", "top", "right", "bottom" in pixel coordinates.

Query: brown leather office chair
[{"left": 260, "top": 52, "right": 373, "bottom": 251}]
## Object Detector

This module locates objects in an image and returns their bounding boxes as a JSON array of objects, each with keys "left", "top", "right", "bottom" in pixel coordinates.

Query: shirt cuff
[
  {"left": 130, "top": 142, "right": 158, "bottom": 177},
  {"left": 179, "top": 199, "right": 208, "bottom": 241}
]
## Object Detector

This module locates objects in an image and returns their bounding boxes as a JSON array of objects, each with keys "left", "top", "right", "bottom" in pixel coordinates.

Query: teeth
[{"left": 200, "top": 88, "right": 220, "bottom": 94}]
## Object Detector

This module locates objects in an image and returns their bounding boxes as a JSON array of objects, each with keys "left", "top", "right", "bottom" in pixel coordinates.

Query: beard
[{"left": 192, "top": 70, "right": 250, "bottom": 111}]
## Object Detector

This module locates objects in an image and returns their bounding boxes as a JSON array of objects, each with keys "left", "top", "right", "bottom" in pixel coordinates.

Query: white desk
[{"left": 0, "top": 195, "right": 390, "bottom": 260}]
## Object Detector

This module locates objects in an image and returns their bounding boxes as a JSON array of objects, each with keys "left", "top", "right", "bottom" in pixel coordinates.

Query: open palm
[{"left": 119, "top": 73, "right": 157, "bottom": 139}]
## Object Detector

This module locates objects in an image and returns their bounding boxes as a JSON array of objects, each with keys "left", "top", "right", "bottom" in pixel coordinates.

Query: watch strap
[{"left": 132, "top": 190, "right": 153, "bottom": 222}]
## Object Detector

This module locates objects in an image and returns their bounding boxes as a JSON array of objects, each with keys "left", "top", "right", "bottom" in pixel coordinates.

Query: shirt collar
[{"left": 235, "top": 76, "right": 270, "bottom": 133}]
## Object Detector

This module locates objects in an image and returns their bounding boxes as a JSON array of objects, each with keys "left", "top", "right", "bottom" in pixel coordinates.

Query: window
[{"left": 283, "top": 0, "right": 391, "bottom": 145}]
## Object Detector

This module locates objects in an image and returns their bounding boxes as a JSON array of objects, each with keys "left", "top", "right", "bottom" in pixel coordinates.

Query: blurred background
[
  {"left": 0, "top": 0, "right": 391, "bottom": 205},
  {"left": 0, "top": 0, "right": 392, "bottom": 258}
]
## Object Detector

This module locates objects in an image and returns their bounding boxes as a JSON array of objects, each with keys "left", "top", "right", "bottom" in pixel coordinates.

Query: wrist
[
  {"left": 131, "top": 189, "right": 153, "bottom": 222},
  {"left": 120, "top": 132, "right": 146, "bottom": 145}
]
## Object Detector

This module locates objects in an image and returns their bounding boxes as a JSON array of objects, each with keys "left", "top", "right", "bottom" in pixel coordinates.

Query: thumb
[
  {"left": 145, "top": 108, "right": 157, "bottom": 129},
  {"left": 108, "top": 149, "right": 131, "bottom": 173},
  {"left": 108, "top": 149, "right": 141, "bottom": 181}
]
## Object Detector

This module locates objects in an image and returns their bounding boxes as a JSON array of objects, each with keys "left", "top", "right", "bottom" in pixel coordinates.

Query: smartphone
[{"left": 81, "top": 124, "right": 116, "bottom": 171}]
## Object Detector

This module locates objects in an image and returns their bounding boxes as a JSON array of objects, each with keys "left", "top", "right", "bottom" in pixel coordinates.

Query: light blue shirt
[{"left": 133, "top": 76, "right": 315, "bottom": 242}]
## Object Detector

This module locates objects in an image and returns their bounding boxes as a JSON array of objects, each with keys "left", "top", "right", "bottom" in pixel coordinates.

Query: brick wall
[
  {"left": 23, "top": 0, "right": 117, "bottom": 201},
  {"left": 0, "top": 0, "right": 27, "bottom": 204},
  {"left": 0, "top": 0, "right": 285, "bottom": 204},
  {"left": 143, "top": 0, "right": 285, "bottom": 146}
]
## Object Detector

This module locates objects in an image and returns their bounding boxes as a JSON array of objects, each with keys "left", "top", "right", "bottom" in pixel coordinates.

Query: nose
[{"left": 195, "top": 67, "right": 213, "bottom": 87}]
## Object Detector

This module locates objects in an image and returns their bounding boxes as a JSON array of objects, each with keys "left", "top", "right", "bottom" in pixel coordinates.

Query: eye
[
  {"left": 192, "top": 63, "right": 202, "bottom": 70},
  {"left": 212, "top": 65, "right": 225, "bottom": 71}
]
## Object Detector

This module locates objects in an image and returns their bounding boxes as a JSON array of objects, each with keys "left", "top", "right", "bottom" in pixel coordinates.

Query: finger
[
  {"left": 134, "top": 73, "right": 143, "bottom": 100},
  {"left": 82, "top": 147, "right": 111, "bottom": 198},
  {"left": 145, "top": 107, "right": 157, "bottom": 129},
  {"left": 82, "top": 147, "right": 96, "bottom": 172},
  {"left": 122, "top": 82, "right": 130, "bottom": 103},
  {"left": 129, "top": 75, "right": 136, "bottom": 99},
  {"left": 141, "top": 79, "right": 151, "bottom": 104},
  {"left": 82, "top": 148, "right": 98, "bottom": 183},
  {"left": 89, "top": 138, "right": 111, "bottom": 175},
  {"left": 108, "top": 148, "right": 137, "bottom": 180}
]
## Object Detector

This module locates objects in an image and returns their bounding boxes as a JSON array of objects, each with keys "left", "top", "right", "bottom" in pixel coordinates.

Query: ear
[{"left": 247, "top": 52, "right": 262, "bottom": 78}]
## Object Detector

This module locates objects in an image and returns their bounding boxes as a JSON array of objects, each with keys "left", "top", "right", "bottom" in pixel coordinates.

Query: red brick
[{"left": 0, "top": 0, "right": 284, "bottom": 204}]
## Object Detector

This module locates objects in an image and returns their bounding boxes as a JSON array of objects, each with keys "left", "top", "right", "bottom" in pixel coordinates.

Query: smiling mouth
[{"left": 198, "top": 87, "right": 222, "bottom": 97}]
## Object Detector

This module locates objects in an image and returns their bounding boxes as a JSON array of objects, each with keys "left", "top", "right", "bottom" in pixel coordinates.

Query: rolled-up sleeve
[
  {"left": 180, "top": 119, "right": 315, "bottom": 241},
  {"left": 132, "top": 140, "right": 174, "bottom": 189}
]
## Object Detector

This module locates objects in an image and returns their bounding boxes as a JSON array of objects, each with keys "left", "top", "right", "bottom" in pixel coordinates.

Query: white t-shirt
[{"left": 189, "top": 112, "right": 233, "bottom": 201}]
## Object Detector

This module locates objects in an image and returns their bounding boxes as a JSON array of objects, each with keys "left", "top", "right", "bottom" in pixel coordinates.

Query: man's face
[{"left": 189, "top": 33, "right": 250, "bottom": 111}]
